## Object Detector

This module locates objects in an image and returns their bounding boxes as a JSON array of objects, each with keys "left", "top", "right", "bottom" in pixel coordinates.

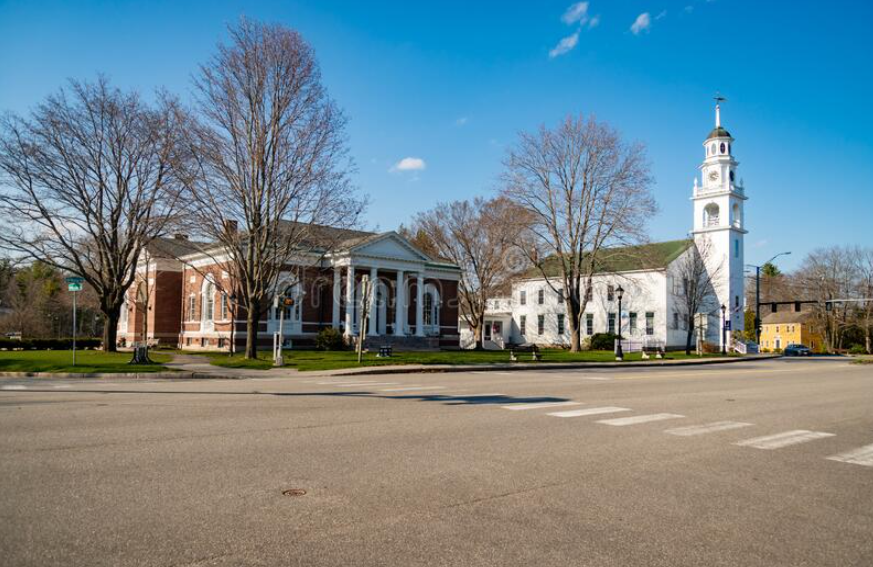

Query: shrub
[
  {"left": 701, "top": 341, "right": 721, "bottom": 354},
  {"left": 0, "top": 337, "right": 102, "bottom": 350},
  {"left": 314, "top": 328, "right": 346, "bottom": 351},
  {"left": 849, "top": 344, "right": 867, "bottom": 355},
  {"left": 590, "top": 333, "right": 618, "bottom": 351}
]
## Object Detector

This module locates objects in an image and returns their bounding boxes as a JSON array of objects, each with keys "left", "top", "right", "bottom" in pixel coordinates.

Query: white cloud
[
  {"left": 630, "top": 12, "right": 651, "bottom": 35},
  {"left": 454, "top": 117, "right": 468, "bottom": 126},
  {"left": 390, "top": 157, "right": 426, "bottom": 172},
  {"left": 549, "top": 30, "right": 580, "bottom": 58},
  {"left": 588, "top": 14, "right": 600, "bottom": 28},
  {"left": 561, "top": 2, "right": 589, "bottom": 25},
  {"left": 684, "top": 5, "right": 694, "bottom": 13},
  {"left": 753, "top": 239, "right": 769, "bottom": 249},
  {"left": 656, "top": 10, "right": 668, "bottom": 20}
]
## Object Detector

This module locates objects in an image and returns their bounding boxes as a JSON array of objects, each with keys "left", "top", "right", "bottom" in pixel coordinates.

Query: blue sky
[{"left": 1, "top": 0, "right": 871, "bottom": 271}]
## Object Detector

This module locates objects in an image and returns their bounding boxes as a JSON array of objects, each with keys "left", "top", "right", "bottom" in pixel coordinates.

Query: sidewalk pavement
[{"left": 0, "top": 353, "right": 782, "bottom": 381}]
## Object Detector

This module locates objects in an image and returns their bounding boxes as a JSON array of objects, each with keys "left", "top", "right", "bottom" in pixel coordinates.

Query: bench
[
  {"left": 509, "top": 343, "right": 540, "bottom": 362},
  {"left": 377, "top": 345, "right": 393, "bottom": 358}
]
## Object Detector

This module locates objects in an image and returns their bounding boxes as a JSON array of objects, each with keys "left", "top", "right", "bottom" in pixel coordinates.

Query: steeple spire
[{"left": 714, "top": 93, "right": 727, "bottom": 127}]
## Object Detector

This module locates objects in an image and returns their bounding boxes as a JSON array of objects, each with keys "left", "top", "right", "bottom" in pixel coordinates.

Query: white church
[{"left": 463, "top": 102, "right": 747, "bottom": 351}]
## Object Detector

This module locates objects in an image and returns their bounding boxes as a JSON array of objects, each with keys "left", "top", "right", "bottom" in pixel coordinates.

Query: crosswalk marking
[
  {"left": 827, "top": 444, "right": 873, "bottom": 467},
  {"left": 381, "top": 386, "right": 446, "bottom": 392},
  {"left": 502, "top": 401, "right": 582, "bottom": 411},
  {"left": 316, "top": 380, "right": 383, "bottom": 385},
  {"left": 335, "top": 382, "right": 399, "bottom": 387},
  {"left": 548, "top": 406, "right": 630, "bottom": 418},
  {"left": 665, "top": 421, "right": 754, "bottom": 437},
  {"left": 734, "top": 430, "right": 835, "bottom": 450},
  {"left": 597, "top": 413, "right": 684, "bottom": 426}
]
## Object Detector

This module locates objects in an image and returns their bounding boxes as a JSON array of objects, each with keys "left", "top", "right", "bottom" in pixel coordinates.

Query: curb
[
  {"left": 0, "top": 371, "right": 239, "bottom": 380},
  {"left": 322, "top": 354, "right": 782, "bottom": 377}
]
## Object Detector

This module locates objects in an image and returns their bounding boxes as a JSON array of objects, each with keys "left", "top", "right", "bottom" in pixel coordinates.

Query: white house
[{"left": 462, "top": 102, "right": 746, "bottom": 350}]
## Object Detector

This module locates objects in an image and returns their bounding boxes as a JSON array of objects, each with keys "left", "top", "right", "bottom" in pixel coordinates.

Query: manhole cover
[{"left": 282, "top": 488, "right": 307, "bottom": 497}]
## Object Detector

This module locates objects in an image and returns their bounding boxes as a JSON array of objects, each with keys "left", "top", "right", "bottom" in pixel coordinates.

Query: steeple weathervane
[{"left": 714, "top": 93, "right": 727, "bottom": 127}]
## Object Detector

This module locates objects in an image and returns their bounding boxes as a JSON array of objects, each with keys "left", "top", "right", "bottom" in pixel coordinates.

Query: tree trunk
[
  {"left": 102, "top": 309, "right": 119, "bottom": 352},
  {"left": 474, "top": 323, "right": 485, "bottom": 351},
  {"left": 569, "top": 320, "right": 581, "bottom": 352},
  {"left": 685, "top": 325, "right": 694, "bottom": 355},
  {"left": 245, "top": 305, "right": 260, "bottom": 359}
]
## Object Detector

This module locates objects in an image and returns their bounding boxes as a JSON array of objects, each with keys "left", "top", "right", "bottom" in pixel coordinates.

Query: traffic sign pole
[{"left": 65, "top": 277, "right": 84, "bottom": 367}]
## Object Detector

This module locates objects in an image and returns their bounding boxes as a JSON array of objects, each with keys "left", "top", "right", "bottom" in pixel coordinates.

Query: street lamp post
[
  {"left": 616, "top": 285, "right": 625, "bottom": 361},
  {"left": 720, "top": 304, "right": 727, "bottom": 355},
  {"left": 746, "top": 251, "right": 792, "bottom": 345}
]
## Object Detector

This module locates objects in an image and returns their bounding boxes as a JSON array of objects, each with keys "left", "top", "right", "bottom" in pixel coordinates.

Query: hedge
[{"left": 0, "top": 337, "right": 102, "bottom": 351}]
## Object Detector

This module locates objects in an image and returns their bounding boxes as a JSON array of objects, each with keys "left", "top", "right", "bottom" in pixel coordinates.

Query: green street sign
[{"left": 65, "top": 276, "right": 84, "bottom": 292}]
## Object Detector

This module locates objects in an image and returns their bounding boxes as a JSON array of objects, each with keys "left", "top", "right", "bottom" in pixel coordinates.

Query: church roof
[
  {"left": 522, "top": 239, "right": 694, "bottom": 279},
  {"left": 707, "top": 126, "right": 732, "bottom": 139}
]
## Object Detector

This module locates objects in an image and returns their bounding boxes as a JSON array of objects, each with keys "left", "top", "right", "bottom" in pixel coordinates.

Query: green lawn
[
  {"left": 0, "top": 350, "right": 171, "bottom": 373},
  {"left": 203, "top": 348, "right": 735, "bottom": 372}
]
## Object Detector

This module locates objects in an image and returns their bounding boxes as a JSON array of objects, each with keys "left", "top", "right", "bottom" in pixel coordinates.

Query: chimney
[{"left": 173, "top": 233, "right": 189, "bottom": 241}]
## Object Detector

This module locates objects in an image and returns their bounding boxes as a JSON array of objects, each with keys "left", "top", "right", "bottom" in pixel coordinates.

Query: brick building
[{"left": 119, "top": 225, "right": 462, "bottom": 351}]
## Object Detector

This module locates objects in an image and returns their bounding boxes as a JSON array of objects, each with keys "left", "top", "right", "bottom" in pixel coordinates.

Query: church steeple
[{"left": 690, "top": 96, "right": 748, "bottom": 347}]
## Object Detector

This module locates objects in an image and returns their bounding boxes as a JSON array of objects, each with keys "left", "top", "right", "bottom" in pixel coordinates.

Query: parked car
[{"left": 783, "top": 343, "right": 811, "bottom": 356}]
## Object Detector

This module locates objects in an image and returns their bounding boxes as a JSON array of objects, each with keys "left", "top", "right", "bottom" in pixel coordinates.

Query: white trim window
[
  {"left": 187, "top": 294, "right": 196, "bottom": 321},
  {"left": 202, "top": 281, "right": 215, "bottom": 322}
]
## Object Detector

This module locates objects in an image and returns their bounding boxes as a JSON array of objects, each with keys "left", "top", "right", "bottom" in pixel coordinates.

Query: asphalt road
[{"left": 1, "top": 357, "right": 871, "bottom": 566}]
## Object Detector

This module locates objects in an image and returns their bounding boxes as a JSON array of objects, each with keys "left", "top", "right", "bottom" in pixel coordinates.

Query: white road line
[
  {"left": 548, "top": 406, "right": 630, "bottom": 418},
  {"left": 734, "top": 430, "right": 835, "bottom": 450},
  {"left": 463, "top": 393, "right": 505, "bottom": 398},
  {"left": 334, "top": 382, "right": 399, "bottom": 387},
  {"left": 381, "top": 386, "right": 446, "bottom": 392},
  {"left": 502, "top": 401, "right": 582, "bottom": 411},
  {"left": 597, "top": 413, "right": 685, "bottom": 426},
  {"left": 577, "top": 376, "right": 612, "bottom": 381},
  {"left": 665, "top": 421, "right": 754, "bottom": 437},
  {"left": 827, "top": 444, "right": 873, "bottom": 467},
  {"left": 1, "top": 385, "right": 27, "bottom": 390},
  {"left": 316, "top": 381, "right": 382, "bottom": 385}
]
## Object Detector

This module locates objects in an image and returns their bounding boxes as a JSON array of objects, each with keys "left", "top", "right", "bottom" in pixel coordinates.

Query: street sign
[
  {"left": 724, "top": 320, "right": 732, "bottom": 331},
  {"left": 65, "top": 276, "right": 84, "bottom": 292}
]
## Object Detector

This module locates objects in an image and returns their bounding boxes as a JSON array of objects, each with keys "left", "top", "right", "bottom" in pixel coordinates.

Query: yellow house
[{"left": 760, "top": 311, "right": 823, "bottom": 353}]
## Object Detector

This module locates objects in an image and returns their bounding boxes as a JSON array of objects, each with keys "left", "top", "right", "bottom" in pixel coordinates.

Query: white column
[
  {"left": 332, "top": 266, "right": 341, "bottom": 329},
  {"left": 394, "top": 270, "right": 405, "bottom": 336},
  {"left": 415, "top": 273, "right": 425, "bottom": 337},
  {"left": 368, "top": 267, "right": 378, "bottom": 336},
  {"left": 344, "top": 264, "right": 355, "bottom": 336}
]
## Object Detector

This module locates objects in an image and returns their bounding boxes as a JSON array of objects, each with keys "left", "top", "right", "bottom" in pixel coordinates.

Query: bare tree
[
  {"left": 0, "top": 77, "right": 185, "bottom": 350},
  {"left": 500, "top": 115, "right": 656, "bottom": 351},
  {"left": 413, "top": 197, "right": 528, "bottom": 349},
  {"left": 852, "top": 247, "right": 873, "bottom": 354},
  {"left": 181, "top": 19, "right": 364, "bottom": 359},
  {"left": 670, "top": 238, "right": 724, "bottom": 354},
  {"left": 795, "top": 246, "right": 859, "bottom": 352}
]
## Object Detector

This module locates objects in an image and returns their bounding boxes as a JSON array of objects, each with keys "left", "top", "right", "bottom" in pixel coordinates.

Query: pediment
[{"left": 349, "top": 232, "right": 430, "bottom": 262}]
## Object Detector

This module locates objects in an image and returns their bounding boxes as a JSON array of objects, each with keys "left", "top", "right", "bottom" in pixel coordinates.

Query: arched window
[
  {"left": 732, "top": 203, "right": 741, "bottom": 228},
  {"left": 710, "top": 143, "right": 716, "bottom": 155},
  {"left": 423, "top": 284, "right": 440, "bottom": 327},
  {"left": 704, "top": 203, "right": 720, "bottom": 227},
  {"left": 202, "top": 280, "right": 215, "bottom": 322}
]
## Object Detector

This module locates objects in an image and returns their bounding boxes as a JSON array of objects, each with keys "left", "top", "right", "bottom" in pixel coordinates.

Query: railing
[{"left": 616, "top": 339, "right": 665, "bottom": 353}]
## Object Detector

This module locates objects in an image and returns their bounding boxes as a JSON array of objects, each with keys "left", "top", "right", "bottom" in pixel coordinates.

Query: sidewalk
[{"left": 0, "top": 353, "right": 781, "bottom": 380}]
